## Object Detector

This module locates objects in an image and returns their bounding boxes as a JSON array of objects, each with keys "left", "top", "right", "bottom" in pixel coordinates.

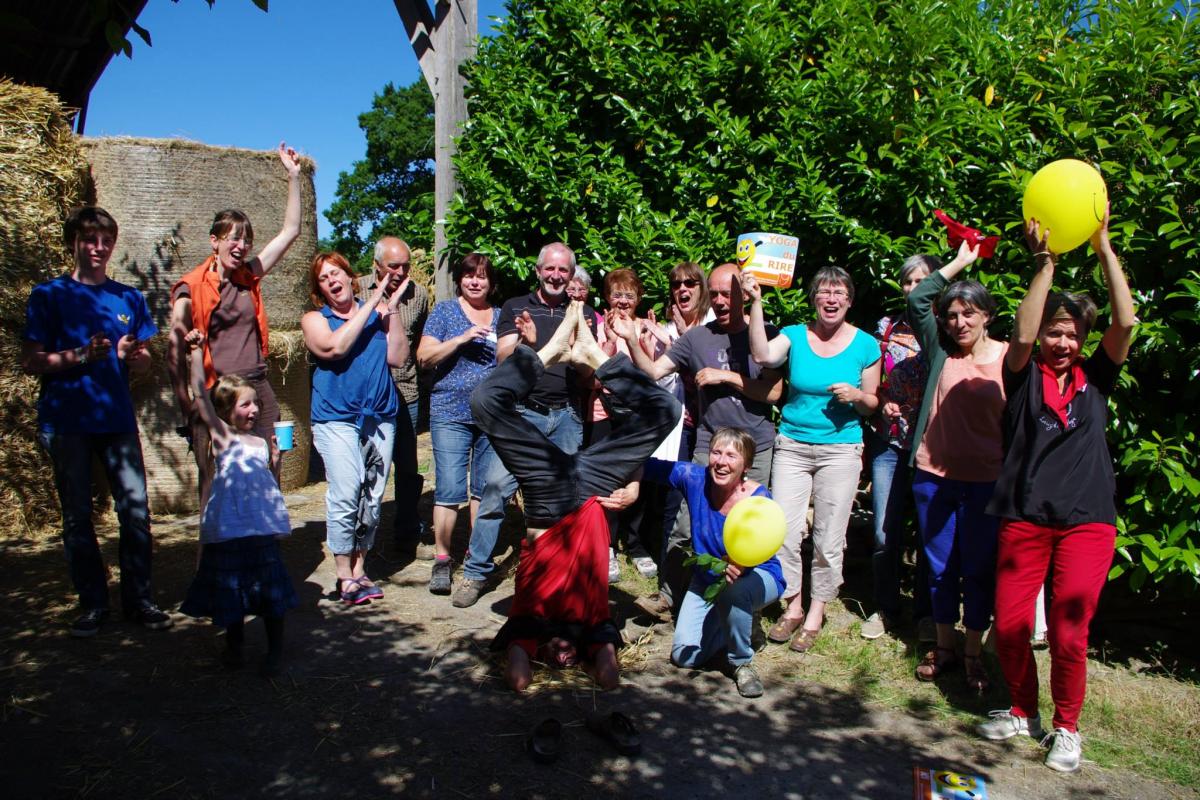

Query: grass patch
[{"left": 752, "top": 597, "right": 1200, "bottom": 787}]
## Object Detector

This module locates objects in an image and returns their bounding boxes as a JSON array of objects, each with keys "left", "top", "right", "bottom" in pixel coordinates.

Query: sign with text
[
  {"left": 912, "top": 766, "right": 989, "bottom": 800},
  {"left": 736, "top": 232, "right": 798, "bottom": 288}
]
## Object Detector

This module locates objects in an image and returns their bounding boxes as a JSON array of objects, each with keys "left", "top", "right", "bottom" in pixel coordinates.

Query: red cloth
[
  {"left": 173, "top": 256, "right": 270, "bottom": 388},
  {"left": 993, "top": 519, "right": 1115, "bottom": 731},
  {"left": 509, "top": 497, "right": 610, "bottom": 627},
  {"left": 1036, "top": 356, "right": 1087, "bottom": 430},
  {"left": 934, "top": 209, "right": 1000, "bottom": 259}
]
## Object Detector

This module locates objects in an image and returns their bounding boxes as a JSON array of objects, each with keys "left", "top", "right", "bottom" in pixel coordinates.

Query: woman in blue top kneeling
[{"left": 644, "top": 427, "right": 786, "bottom": 698}]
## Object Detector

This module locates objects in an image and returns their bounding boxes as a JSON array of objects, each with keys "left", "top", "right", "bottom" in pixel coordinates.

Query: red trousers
[{"left": 993, "top": 519, "right": 1115, "bottom": 731}]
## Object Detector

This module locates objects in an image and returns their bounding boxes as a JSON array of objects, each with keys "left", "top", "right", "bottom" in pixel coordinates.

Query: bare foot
[
  {"left": 570, "top": 305, "right": 609, "bottom": 370},
  {"left": 536, "top": 301, "right": 579, "bottom": 367},
  {"left": 588, "top": 643, "right": 620, "bottom": 690},
  {"left": 506, "top": 644, "right": 533, "bottom": 692}
]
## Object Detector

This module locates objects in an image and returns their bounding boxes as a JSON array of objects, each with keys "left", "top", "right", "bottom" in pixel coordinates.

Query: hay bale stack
[
  {"left": 0, "top": 80, "right": 89, "bottom": 535},
  {"left": 81, "top": 137, "right": 319, "bottom": 511},
  {"left": 80, "top": 137, "right": 318, "bottom": 330}
]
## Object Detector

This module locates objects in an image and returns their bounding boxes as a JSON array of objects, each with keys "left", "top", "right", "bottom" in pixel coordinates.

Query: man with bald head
[
  {"left": 359, "top": 236, "right": 430, "bottom": 554},
  {"left": 450, "top": 242, "right": 597, "bottom": 605},
  {"left": 613, "top": 263, "right": 783, "bottom": 615}
]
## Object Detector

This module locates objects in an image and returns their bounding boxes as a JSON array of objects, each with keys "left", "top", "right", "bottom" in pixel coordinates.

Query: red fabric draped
[{"left": 508, "top": 497, "right": 610, "bottom": 627}]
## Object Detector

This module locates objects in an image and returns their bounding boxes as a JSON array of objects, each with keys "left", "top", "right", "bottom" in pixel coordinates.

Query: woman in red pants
[{"left": 978, "top": 207, "right": 1135, "bottom": 773}]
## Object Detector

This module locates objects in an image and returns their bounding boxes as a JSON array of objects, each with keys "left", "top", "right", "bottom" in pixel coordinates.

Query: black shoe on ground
[
  {"left": 429, "top": 558, "right": 453, "bottom": 595},
  {"left": 71, "top": 608, "right": 109, "bottom": 638},
  {"left": 735, "top": 664, "right": 765, "bottom": 698},
  {"left": 130, "top": 602, "right": 174, "bottom": 631}
]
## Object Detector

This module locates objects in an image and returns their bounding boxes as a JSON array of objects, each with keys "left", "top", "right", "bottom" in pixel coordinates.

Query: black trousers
[{"left": 470, "top": 346, "right": 680, "bottom": 528}]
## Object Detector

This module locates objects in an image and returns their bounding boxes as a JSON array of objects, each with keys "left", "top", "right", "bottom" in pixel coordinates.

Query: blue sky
[{"left": 88, "top": 0, "right": 508, "bottom": 240}]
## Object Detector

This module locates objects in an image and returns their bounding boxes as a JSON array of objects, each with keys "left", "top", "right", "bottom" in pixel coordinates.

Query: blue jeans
[
  {"left": 313, "top": 419, "right": 396, "bottom": 555},
  {"left": 462, "top": 403, "right": 582, "bottom": 581},
  {"left": 867, "top": 434, "right": 931, "bottom": 621},
  {"left": 392, "top": 400, "right": 425, "bottom": 538},
  {"left": 430, "top": 416, "right": 494, "bottom": 506},
  {"left": 672, "top": 568, "right": 780, "bottom": 668},
  {"left": 912, "top": 469, "right": 999, "bottom": 631},
  {"left": 38, "top": 431, "right": 153, "bottom": 613}
]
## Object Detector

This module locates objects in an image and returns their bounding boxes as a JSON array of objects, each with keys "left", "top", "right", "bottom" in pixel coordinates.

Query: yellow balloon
[
  {"left": 723, "top": 496, "right": 787, "bottom": 567},
  {"left": 1022, "top": 159, "right": 1107, "bottom": 254}
]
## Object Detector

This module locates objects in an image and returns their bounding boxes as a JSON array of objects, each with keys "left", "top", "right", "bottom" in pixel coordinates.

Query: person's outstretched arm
[
  {"left": 185, "top": 330, "right": 234, "bottom": 450},
  {"left": 1007, "top": 219, "right": 1057, "bottom": 373},
  {"left": 1094, "top": 208, "right": 1136, "bottom": 366},
  {"left": 248, "top": 142, "right": 303, "bottom": 278},
  {"left": 301, "top": 280, "right": 389, "bottom": 360},
  {"left": 741, "top": 273, "right": 790, "bottom": 368}
]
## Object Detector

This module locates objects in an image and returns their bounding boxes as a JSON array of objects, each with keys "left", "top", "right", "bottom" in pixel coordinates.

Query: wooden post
[{"left": 394, "top": 0, "right": 477, "bottom": 301}]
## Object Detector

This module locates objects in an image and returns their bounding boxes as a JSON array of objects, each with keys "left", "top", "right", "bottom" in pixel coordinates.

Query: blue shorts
[{"left": 430, "top": 417, "right": 495, "bottom": 506}]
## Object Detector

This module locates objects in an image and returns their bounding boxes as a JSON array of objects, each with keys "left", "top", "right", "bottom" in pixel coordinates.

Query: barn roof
[{"left": 0, "top": 0, "right": 149, "bottom": 131}]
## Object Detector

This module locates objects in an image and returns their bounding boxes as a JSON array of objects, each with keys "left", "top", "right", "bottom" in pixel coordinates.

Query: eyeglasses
[
  {"left": 609, "top": 291, "right": 639, "bottom": 301},
  {"left": 221, "top": 235, "right": 253, "bottom": 247},
  {"left": 670, "top": 279, "right": 701, "bottom": 289},
  {"left": 815, "top": 289, "right": 850, "bottom": 300}
]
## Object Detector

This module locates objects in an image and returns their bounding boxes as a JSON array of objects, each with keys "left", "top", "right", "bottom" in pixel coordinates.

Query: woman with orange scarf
[{"left": 168, "top": 142, "right": 303, "bottom": 508}]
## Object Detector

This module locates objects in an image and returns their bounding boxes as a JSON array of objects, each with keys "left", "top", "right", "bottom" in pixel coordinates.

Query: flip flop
[
  {"left": 586, "top": 711, "right": 641, "bottom": 757},
  {"left": 526, "top": 717, "right": 562, "bottom": 764}
]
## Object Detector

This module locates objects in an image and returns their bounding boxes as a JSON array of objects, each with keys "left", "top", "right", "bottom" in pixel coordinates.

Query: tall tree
[{"left": 325, "top": 79, "right": 435, "bottom": 273}]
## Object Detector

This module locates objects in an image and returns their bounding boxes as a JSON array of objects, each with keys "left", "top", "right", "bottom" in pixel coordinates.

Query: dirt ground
[{"left": 1, "top": 435, "right": 1195, "bottom": 799}]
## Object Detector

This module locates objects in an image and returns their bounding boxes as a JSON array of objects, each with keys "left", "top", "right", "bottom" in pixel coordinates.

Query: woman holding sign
[
  {"left": 745, "top": 268, "right": 881, "bottom": 653},
  {"left": 643, "top": 427, "right": 786, "bottom": 699}
]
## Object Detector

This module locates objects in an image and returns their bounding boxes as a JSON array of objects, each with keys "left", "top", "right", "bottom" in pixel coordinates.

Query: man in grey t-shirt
[{"left": 614, "top": 262, "right": 783, "bottom": 611}]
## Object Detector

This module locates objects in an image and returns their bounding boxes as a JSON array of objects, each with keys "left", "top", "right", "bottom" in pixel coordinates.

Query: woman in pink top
[{"left": 906, "top": 241, "right": 1007, "bottom": 692}]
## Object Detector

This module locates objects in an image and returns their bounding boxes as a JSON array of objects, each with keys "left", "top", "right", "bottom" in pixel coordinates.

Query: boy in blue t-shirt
[{"left": 21, "top": 207, "right": 171, "bottom": 637}]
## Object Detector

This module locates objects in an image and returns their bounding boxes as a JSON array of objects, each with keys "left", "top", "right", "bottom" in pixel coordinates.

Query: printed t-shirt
[
  {"left": 644, "top": 459, "right": 786, "bottom": 595},
  {"left": 778, "top": 324, "right": 880, "bottom": 444},
  {"left": 915, "top": 342, "right": 1009, "bottom": 482},
  {"left": 869, "top": 314, "right": 926, "bottom": 449},
  {"left": 422, "top": 299, "right": 500, "bottom": 423},
  {"left": 987, "top": 348, "right": 1122, "bottom": 526},
  {"left": 666, "top": 321, "right": 779, "bottom": 451},
  {"left": 172, "top": 280, "right": 265, "bottom": 379},
  {"left": 24, "top": 275, "right": 157, "bottom": 434},
  {"left": 496, "top": 292, "right": 596, "bottom": 409}
]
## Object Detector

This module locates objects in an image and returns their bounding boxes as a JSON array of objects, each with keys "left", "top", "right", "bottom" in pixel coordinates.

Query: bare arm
[
  {"left": 420, "top": 322, "right": 495, "bottom": 369},
  {"left": 22, "top": 331, "right": 111, "bottom": 374},
  {"left": 828, "top": 358, "right": 881, "bottom": 416},
  {"left": 742, "top": 273, "right": 791, "bottom": 368},
  {"left": 382, "top": 290, "right": 411, "bottom": 369},
  {"left": 1093, "top": 209, "right": 1136, "bottom": 366},
  {"left": 1007, "top": 219, "right": 1056, "bottom": 373},
  {"left": 938, "top": 239, "right": 981, "bottom": 281},
  {"left": 167, "top": 297, "right": 195, "bottom": 420},
  {"left": 248, "top": 142, "right": 302, "bottom": 278},
  {"left": 612, "top": 312, "right": 676, "bottom": 379},
  {"left": 186, "top": 331, "right": 233, "bottom": 449},
  {"left": 301, "top": 281, "right": 389, "bottom": 360},
  {"left": 697, "top": 366, "right": 784, "bottom": 403}
]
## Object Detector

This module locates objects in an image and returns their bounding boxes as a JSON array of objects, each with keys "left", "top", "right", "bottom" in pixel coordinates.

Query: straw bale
[
  {"left": 0, "top": 79, "right": 88, "bottom": 285},
  {"left": 79, "top": 136, "right": 318, "bottom": 331},
  {"left": 0, "top": 82, "right": 89, "bottom": 535}
]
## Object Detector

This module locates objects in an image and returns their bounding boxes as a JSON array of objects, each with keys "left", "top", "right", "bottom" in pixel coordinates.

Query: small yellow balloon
[
  {"left": 1022, "top": 159, "right": 1107, "bottom": 253},
  {"left": 723, "top": 496, "right": 786, "bottom": 567}
]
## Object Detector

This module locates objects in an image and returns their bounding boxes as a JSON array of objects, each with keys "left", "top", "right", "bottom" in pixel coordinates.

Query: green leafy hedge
[{"left": 448, "top": 0, "right": 1200, "bottom": 592}]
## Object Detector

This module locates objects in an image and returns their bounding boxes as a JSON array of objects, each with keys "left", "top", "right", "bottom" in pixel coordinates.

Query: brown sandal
[
  {"left": 767, "top": 614, "right": 805, "bottom": 644},
  {"left": 915, "top": 647, "right": 958, "bottom": 682},
  {"left": 788, "top": 627, "right": 821, "bottom": 653},
  {"left": 964, "top": 654, "right": 989, "bottom": 693}
]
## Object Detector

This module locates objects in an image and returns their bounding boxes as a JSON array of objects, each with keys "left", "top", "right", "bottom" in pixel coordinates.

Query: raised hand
[
  {"left": 740, "top": 271, "right": 763, "bottom": 303},
  {"left": 184, "top": 328, "right": 206, "bottom": 350},
  {"left": 1090, "top": 201, "right": 1112, "bottom": 252},
  {"left": 1024, "top": 217, "right": 1051, "bottom": 257},
  {"left": 514, "top": 310, "right": 538, "bottom": 346},
  {"left": 278, "top": 141, "right": 302, "bottom": 177}
]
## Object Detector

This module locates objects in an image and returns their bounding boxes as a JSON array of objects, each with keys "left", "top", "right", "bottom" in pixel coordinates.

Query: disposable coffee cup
[{"left": 274, "top": 421, "right": 295, "bottom": 451}]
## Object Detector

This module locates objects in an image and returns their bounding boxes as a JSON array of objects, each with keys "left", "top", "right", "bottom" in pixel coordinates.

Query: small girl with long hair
[{"left": 180, "top": 328, "right": 297, "bottom": 676}]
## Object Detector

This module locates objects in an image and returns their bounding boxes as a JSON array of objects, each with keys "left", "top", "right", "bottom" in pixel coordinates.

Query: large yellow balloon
[
  {"left": 723, "top": 496, "right": 787, "bottom": 567},
  {"left": 1022, "top": 159, "right": 1107, "bottom": 254}
]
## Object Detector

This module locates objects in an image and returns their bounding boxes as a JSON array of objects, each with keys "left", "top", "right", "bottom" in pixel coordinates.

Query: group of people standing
[{"left": 23, "top": 141, "right": 1134, "bottom": 772}]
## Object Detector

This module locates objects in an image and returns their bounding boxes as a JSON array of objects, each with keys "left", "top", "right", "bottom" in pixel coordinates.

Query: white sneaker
[
  {"left": 632, "top": 555, "right": 658, "bottom": 578},
  {"left": 860, "top": 612, "right": 888, "bottom": 640},
  {"left": 608, "top": 548, "right": 621, "bottom": 583},
  {"left": 977, "top": 709, "right": 1044, "bottom": 741},
  {"left": 1042, "top": 727, "right": 1082, "bottom": 772}
]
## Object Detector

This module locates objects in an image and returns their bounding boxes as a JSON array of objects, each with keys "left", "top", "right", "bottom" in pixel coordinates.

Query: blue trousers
[
  {"left": 867, "top": 434, "right": 931, "bottom": 621},
  {"left": 912, "top": 469, "right": 998, "bottom": 632},
  {"left": 672, "top": 568, "right": 780, "bottom": 668}
]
